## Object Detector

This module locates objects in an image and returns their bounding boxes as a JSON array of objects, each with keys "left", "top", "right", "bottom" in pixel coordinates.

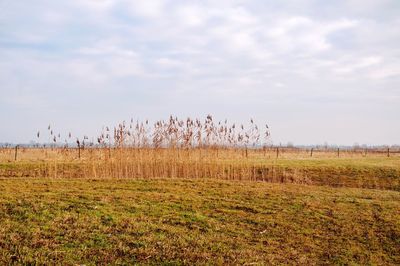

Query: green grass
[{"left": 0, "top": 178, "right": 399, "bottom": 265}]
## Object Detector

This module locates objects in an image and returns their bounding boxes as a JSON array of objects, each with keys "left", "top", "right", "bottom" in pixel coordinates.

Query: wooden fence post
[
  {"left": 387, "top": 148, "right": 390, "bottom": 157},
  {"left": 276, "top": 147, "right": 279, "bottom": 159},
  {"left": 310, "top": 148, "right": 313, "bottom": 157},
  {"left": 14, "top": 145, "right": 18, "bottom": 161},
  {"left": 337, "top": 148, "right": 340, "bottom": 157}
]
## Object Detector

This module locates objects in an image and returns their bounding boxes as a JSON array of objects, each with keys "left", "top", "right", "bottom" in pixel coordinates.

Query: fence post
[
  {"left": 310, "top": 148, "right": 313, "bottom": 157},
  {"left": 276, "top": 147, "right": 279, "bottom": 159},
  {"left": 78, "top": 144, "right": 81, "bottom": 159},
  {"left": 14, "top": 145, "right": 18, "bottom": 161},
  {"left": 337, "top": 148, "right": 340, "bottom": 157},
  {"left": 387, "top": 148, "right": 390, "bottom": 157}
]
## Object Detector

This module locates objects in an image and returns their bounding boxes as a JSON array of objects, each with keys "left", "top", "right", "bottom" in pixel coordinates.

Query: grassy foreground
[{"left": 0, "top": 178, "right": 399, "bottom": 265}]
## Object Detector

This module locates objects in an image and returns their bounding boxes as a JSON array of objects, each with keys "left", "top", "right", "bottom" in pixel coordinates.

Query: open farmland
[
  {"left": 0, "top": 146, "right": 400, "bottom": 265},
  {"left": 2, "top": 0, "right": 400, "bottom": 264},
  {"left": 0, "top": 178, "right": 399, "bottom": 265},
  {"left": 0, "top": 117, "right": 399, "bottom": 264}
]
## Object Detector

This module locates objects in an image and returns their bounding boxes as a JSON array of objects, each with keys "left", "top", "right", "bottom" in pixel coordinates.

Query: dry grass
[
  {"left": 1, "top": 147, "right": 400, "bottom": 191},
  {"left": 0, "top": 178, "right": 399, "bottom": 265},
  {"left": 0, "top": 116, "right": 398, "bottom": 187}
]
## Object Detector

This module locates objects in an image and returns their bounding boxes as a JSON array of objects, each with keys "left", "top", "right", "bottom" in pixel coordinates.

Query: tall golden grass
[{"left": 0, "top": 115, "right": 398, "bottom": 183}]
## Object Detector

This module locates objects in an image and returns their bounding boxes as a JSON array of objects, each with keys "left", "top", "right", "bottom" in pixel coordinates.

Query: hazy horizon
[{"left": 1, "top": 0, "right": 399, "bottom": 145}]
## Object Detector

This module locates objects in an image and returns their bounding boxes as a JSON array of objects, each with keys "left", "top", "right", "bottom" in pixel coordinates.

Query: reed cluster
[
  {"left": 37, "top": 115, "right": 270, "bottom": 149},
  {"left": 27, "top": 115, "right": 305, "bottom": 182},
  {"left": 0, "top": 115, "right": 395, "bottom": 183}
]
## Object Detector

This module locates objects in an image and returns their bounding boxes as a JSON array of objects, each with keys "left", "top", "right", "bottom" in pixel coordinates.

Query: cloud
[
  {"left": 125, "top": 0, "right": 166, "bottom": 18},
  {"left": 333, "top": 56, "right": 382, "bottom": 74},
  {"left": 176, "top": 5, "right": 208, "bottom": 27},
  {"left": 0, "top": 0, "right": 399, "bottom": 144},
  {"left": 72, "top": 0, "right": 116, "bottom": 13}
]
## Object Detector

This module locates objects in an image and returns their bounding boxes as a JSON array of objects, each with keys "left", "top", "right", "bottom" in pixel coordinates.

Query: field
[
  {"left": 3, "top": 0, "right": 399, "bottom": 263},
  {"left": 1, "top": 146, "right": 400, "bottom": 190},
  {"left": 1, "top": 178, "right": 399, "bottom": 265},
  {"left": 1, "top": 144, "right": 400, "bottom": 264}
]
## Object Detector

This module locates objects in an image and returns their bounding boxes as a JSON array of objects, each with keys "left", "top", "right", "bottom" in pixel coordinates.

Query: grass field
[
  {"left": 0, "top": 178, "right": 399, "bottom": 265},
  {"left": 1, "top": 147, "right": 399, "bottom": 264}
]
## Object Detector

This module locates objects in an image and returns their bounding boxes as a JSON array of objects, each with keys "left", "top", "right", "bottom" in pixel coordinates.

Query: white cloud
[
  {"left": 265, "top": 17, "right": 358, "bottom": 54},
  {"left": 333, "top": 56, "right": 382, "bottom": 74},
  {"left": 1, "top": 0, "right": 399, "bottom": 144},
  {"left": 77, "top": 42, "right": 138, "bottom": 58},
  {"left": 126, "top": 0, "right": 166, "bottom": 18},
  {"left": 176, "top": 5, "right": 208, "bottom": 27},
  {"left": 369, "top": 64, "right": 400, "bottom": 79},
  {"left": 73, "top": 0, "right": 115, "bottom": 12},
  {"left": 156, "top": 57, "right": 184, "bottom": 69}
]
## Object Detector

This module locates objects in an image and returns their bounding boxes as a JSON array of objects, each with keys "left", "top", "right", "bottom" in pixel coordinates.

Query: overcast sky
[{"left": 1, "top": 0, "right": 399, "bottom": 145}]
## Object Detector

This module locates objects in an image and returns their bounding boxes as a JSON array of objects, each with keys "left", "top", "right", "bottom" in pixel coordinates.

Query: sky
[{"left": 0, "top": 0, "right": 399, "bottom": 145}]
